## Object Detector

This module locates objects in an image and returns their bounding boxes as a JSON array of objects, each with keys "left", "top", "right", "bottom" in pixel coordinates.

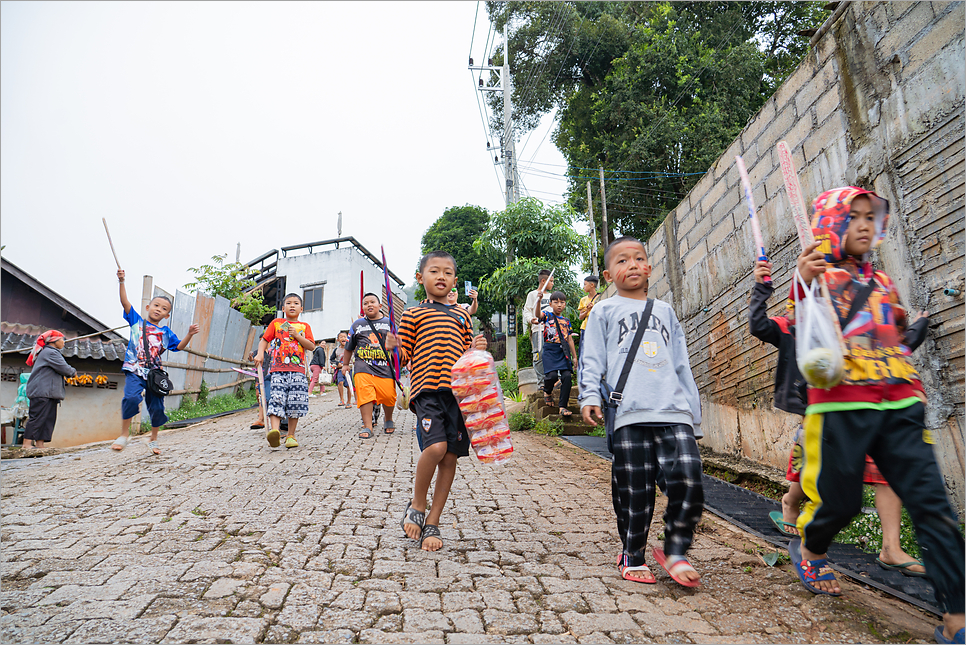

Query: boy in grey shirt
[{"left": 579, "top": 236, "right": 704, "bottom": 587}]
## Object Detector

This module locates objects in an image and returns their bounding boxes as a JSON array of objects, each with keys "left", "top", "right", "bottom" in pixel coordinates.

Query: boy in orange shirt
[{"left": 255, "top": 293, "right": 315, "bottom": 449}]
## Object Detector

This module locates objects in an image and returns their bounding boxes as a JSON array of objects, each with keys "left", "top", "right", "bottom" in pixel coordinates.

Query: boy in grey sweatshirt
[{"left": 579, "top": 236, "right": 704, "bottom": 587}]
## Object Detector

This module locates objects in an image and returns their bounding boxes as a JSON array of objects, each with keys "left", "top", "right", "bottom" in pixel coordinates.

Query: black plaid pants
[{"left": 612, "top": 423, "right": 704, "bottom": 566}]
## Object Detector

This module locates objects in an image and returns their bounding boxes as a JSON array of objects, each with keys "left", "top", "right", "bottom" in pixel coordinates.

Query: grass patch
[
  {"left": 168, "top": 387, "right": 258, "bottom": 423},
  {"left": 587, "top": 425, "right": 605, "bottom": 437}
]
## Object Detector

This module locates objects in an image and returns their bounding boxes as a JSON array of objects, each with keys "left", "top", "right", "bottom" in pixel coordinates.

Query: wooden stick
[
  {"left": 776, "top": 141, "right": 847, "bottom": 356},
  {"left": 170, "top": 377, "right": 254, "bottom": 397},
  {"left": 102, "top": 218, "right": 122, "bottom": 269}
]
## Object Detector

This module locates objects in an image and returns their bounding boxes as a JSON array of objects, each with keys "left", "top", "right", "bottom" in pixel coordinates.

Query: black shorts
[
  {"left": 413, "top": 391, "right": 470, "bottom": 458},
  {"left": 24, "top": 397, "right": 59, "bottom": 442}
]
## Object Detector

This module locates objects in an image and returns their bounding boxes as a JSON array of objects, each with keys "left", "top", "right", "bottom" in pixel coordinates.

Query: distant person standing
[
  {"left": 577, "top": 275, "right": 600, "bottom": 364},
  {"left": 307, "top": 339, "right": 328, "bottom": 397},
  {"left": 523, "top": 269, "right": 553, "bottom": 382},
  {"left": 330, "top": 331, "right": 353, "bottom": 408},
  {"left": 22, "top": 331, "right": 76, "bottom": 450}
]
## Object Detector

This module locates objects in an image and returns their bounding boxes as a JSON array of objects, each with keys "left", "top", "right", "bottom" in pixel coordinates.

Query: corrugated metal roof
[{"left": 1, "top": 332, "right": 126, "bottom": 362}]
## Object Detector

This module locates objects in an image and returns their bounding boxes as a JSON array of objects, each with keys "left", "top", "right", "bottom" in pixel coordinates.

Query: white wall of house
[{"left": 276, "top": 247, "right": 405, "bottom": 341}]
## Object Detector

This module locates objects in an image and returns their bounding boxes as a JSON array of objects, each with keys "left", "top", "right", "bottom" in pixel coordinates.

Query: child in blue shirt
[{"left": 112, "top": 269, "right": 199, "bottom": 455}]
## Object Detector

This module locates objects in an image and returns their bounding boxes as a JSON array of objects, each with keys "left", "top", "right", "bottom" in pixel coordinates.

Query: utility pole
[
  {"left": 599, "top": 166, "right": 610, "bottom": 250},
  {"left": 586, "top": 181, "right": 599, "bottom": 275},
  {"left": 470, "top": 22, "right": 519, "bottom": 370}
]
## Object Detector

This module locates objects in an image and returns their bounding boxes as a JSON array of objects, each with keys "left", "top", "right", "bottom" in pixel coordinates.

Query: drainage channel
[{"left": 562, "top": 434, "right": 941, "bottom": 616}]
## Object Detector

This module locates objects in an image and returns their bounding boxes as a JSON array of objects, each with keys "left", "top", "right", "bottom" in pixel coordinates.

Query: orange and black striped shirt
[{"left": 397, "top": 301, "right": 473, "bottom": 400}]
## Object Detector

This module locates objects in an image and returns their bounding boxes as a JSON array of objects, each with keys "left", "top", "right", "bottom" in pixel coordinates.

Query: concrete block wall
[{"left": 644, "top": 1, "right": 965, "bottom": 513}]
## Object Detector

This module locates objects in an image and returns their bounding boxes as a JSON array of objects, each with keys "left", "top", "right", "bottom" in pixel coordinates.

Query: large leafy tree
[
  {"left": 474, "top": 198, "right": 585, "bottom": 324},
  {"left": 415, "top": 205, "right": 502, "bottom": 330},
  {"left": 484, "top": 1, "right": 826, "bottom": 240}
]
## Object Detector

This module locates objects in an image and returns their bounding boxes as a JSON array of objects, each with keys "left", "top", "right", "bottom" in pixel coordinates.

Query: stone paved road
[{"left": 1, "top": 393, "right": 937, "bottom": 644}]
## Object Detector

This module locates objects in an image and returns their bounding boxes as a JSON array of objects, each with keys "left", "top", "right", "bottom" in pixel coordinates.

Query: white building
[{"left": 245, "top": 238, "right": 406, "bottom": 342}]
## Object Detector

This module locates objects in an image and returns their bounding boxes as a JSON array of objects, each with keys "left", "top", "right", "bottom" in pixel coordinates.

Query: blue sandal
[
  {"left": 935, "top": 625, "right": 966, "bottom": 644},
  {"left": 789, "top": 539, "right": 841, "bottom": 596}
]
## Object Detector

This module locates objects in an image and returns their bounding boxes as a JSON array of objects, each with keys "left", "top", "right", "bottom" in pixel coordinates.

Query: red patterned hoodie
[{"left": 790, "top": 186, "right": 922, "bottom": 410}]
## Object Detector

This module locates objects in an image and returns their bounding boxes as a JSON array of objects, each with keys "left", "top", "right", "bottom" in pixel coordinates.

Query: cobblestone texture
[{"left": 0, "top": 394, "right": 936, "bottom": 643}]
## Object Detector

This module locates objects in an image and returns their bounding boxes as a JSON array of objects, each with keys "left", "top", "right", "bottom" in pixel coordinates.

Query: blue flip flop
[
  {"left": 789, "top": 538, "right": 841, "bottom": 596},
  {"left": 935, "top": 625, "right": 965, "bottom": 644}
]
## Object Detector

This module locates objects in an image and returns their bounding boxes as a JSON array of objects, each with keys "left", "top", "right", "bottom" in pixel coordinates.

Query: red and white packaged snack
[
  {"left": 474, "top": 436, "right": 514, "bottom": 464},
  {"left": 457, "top": 386, "right": 500, "bottom": 415},
  {"left": 470, "top": 420, "right": 510, "bottom": 447},
  {"left": 450, "top": 349, "right": 513, "bottom": 465}
]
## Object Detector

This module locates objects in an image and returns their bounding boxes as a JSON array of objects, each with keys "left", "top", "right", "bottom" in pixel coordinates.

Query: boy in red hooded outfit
[{"left": 792, "top": 187, "right": 963, "bottom": 643}]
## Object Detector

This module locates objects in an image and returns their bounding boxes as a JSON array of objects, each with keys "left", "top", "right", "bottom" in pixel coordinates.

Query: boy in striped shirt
[{"left": 387, "top": 250, "right": 487, "bottom": 551}]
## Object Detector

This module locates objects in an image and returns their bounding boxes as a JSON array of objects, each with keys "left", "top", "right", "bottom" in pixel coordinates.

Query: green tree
[
  {"left": 185, "top": 254, "right": 272, "bottom": 325},
  {"left": 415, "top": 205, "right": 502, "bottom": 329},
  {"left": 474, "top": 198, "right": 585, "bottom": 325},
  {"left": 484, "top": 1, "right": 826, "bottom": 241}
]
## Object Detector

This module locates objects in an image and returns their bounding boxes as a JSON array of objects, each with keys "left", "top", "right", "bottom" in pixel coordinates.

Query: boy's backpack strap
[
  {"left": 608, "top": 298, "right": 654, "bottom": 404},
  {"left": 551, "top": 313, "right": 571, "bottom": 359},
  {"left": 419, "top": 301, "right": 471, "bottom": 328},
  {"left": 840, "top": 278, "right": 877, "bottom": 329}
]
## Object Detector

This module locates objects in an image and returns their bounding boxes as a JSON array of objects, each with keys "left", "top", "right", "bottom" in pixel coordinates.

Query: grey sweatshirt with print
[{"left": 577, "top": 295, "right": 702, "bottom": 437}]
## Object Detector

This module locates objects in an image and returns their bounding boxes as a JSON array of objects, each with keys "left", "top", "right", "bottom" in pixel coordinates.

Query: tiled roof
[{"left": 1, "top": 332, "right": 126, "bottom": 362}]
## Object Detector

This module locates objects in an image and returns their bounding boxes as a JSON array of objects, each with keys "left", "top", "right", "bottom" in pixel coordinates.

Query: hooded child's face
[{"left": 844, "top": 195, "right": 876, "bottom": 257}]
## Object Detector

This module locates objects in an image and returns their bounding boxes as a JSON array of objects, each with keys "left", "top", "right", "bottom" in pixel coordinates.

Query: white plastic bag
[
  {"left": 451, "top": 350, "right": 513, "bottom": 464},
  {"left": 793, "top": 270, "right": 845, "bottom": 389}
]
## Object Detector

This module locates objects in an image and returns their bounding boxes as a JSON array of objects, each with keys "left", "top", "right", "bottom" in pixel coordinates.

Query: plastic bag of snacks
[{"left": 451, "top": 350, "right": 513, "bottom": 465}]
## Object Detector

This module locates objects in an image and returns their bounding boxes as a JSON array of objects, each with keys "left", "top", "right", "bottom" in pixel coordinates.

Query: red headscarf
[{"left": 26, "top": 330, "right": 66, "bottom": 367}]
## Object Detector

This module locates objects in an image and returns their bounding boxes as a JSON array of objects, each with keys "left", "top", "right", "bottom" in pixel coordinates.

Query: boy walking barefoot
[
  {"left": 255, "top": 294, "right": 315, "bottom": 449},
  {"left": 112, "top": 269, "right": 199, "bottom": 455},
  {"left": 792, "top": 188, "right": 963, "bottom": 642},
  {"left": 537, "top": 291, "right": 577, "bottom": 417},
  {"left": 579, "top": 237, "right": 704, "bottom": 586},
  {"left": 344, "top": 293, "right": 397, "bottom": 439},
  {"left": 392, "top": 251, "right": 487, "bottom": 551}
]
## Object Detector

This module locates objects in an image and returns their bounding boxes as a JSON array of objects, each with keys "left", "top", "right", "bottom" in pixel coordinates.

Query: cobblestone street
[{"left": 1, "top": 394, "right": 937, "bottom": 644}]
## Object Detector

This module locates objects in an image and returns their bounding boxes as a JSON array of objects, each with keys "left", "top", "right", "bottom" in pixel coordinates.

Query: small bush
[
  {"left": 508, "top": 411, "right": 535, "bottom": 432},
  {"left": 197, "top": 380, "right": 210, "bottom": 404},
  {"left": 532, "top": 418, "right": 563, "bottom": 437},
  {"left": 587, "top": 425, "right": 605, "bottom": 437}
]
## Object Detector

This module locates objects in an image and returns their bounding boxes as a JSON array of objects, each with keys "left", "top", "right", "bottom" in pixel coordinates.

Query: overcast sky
[{"left": 1, "top": 1, "right": 569, "bottom": 329}]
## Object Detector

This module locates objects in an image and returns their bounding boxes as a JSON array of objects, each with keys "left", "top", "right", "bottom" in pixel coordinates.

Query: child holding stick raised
[{"left": 112, "top": 269, "right": 199, "bottom": 455}]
